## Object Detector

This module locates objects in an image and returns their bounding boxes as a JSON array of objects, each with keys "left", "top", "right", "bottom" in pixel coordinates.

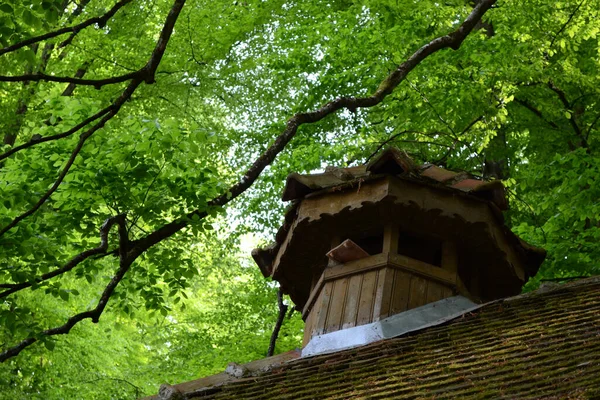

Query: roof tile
[{"left": 181, "top": 277, "right": 600, "bottom": 399}]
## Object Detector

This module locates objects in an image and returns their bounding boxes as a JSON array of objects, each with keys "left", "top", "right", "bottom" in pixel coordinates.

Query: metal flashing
[{"left": 301, "top": 295, "right": 480, "bottom": 358}]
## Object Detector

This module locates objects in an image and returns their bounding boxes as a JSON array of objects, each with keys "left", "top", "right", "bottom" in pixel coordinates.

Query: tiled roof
[
  {"left": 282, "top": 148, "right": 508, "bottom": 210},
  {"left": 167, "top": 276, "right": 600, "bottom": 399}
]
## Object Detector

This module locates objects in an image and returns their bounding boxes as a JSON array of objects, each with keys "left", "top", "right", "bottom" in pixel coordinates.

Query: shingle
[{"left": 187, "top": 277, "right": 600, "bottom": 399}]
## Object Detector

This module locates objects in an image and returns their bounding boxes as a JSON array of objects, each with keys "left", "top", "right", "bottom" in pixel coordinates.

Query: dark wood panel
[
  {"left": 341, "top": 274, "right": 363, "bottom": 329},
  {"left": 390, "top": 269, "right": 411, "bottom": 314},
  {"left": 426, "top": 281, "right": 447, "bottom": 304},
  {"left": 357, "top": 270, "right": 378, "bottom": 326},
  {"left": 325, "top": 278, "right": 349, "bottom": 333},
  {"left": 313, "top": 282, "right": 333, "bottom": 336},
  {"left": 408, "top": 276, "right": 429, "bottom": 309},
  {"left": 373, "top": 267, "right": 394, "bottom": 320}
]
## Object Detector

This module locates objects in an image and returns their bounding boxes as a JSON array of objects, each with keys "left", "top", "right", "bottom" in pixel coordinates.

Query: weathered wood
[
  {"left": 302, "top": 305, "right": 315, "bottom": 346},
  {"left": 382, "top": 223, "right": 400, "bottom": 254},
  {"left": 313, "top": 282, "right": 333, "bottom": 336},
  {"left": 327, "top": 239, "right": 370, "bottom": 264},
  {"left": 442, "top": 240, "right": 458, "bottom": 273},
  {"left": 302, "top": 272, "right": 324, "bottom": 318},
  {"left": 408, "top": 276, "right": 429, "bottom": 309},
  {"left": 390, "top": 269, "right": 411, "bottom": 314},
  {"left": 325, "top": 277, "right": 349, "bottom": 333},
  {"left": 357, "top": 270, "right": 378, "bottom": 325},
  {"left": 426, "top": 280, "right": 446, "bottom": 303},
  {"left": 341, "top": 274, "right": 363, "bottom": 329},
  {"left": 324, "top": 253, "right": 389, "bottom": 281},
  {"left": 373, "top": 267, "right": 395, "bottom": 320},
  {"left": 298, "top": 178, "right": 390, "bottom": 222},
  {"left": 389, "top": 253, "right": 456, "bottom": 286},
  {"left": 440, "top": 285, "right": 454, "bottom": 299}
]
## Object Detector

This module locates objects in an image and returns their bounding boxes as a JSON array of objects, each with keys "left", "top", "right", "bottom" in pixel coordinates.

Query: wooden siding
[{"left": 303, "top": 261, "right": 457, "bottom": 344}]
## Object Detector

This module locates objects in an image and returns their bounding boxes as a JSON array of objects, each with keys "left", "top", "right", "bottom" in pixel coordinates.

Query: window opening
[{"left": 397, "top": 231, "right": 442, "bottom": 266}]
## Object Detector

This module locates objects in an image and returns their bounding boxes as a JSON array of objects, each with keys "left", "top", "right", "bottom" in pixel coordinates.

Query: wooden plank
[
  {"left": 324, "top": 277, "right": 349, "bottom": 333},
  {"left": 327, "top": 235, "right": 342, "bottom": 267},
  {"left": 298, "top": 178, "right": 390, "bottom": 222},
  {"left": 323, "top": 253, "right": 388, "bottom": 281},
  {"left": 341, "top": 274, "right": 363, "bottom": 329},
  {"left": 357, "top": 270, "right": 378, "bottom": 326},
  {"left": 442, "top": 240, "right": 458, "bottom": 273},
  {"left": 372, "top": 267, "right": 394, "bottom": 320},
  {"left": 313, "top": 282, "right": 333, "bottom": 336},
  {"left": 327, "top": 239, "right": 370, "bottom": 263},
  {"left": 302, "top": 273, "right": 324, "bottom": 318},
  {"left": 389, "top": 253, "right": 456, "bottom": 286},
  {"left": 302, "top": 307, "right": 315, "bottom": 346},
  {"left": 382, "top": 223, "right": 399, "bottom": 254},
  {"left": 408, "top": 275, "right": 429, "bottom": 309},
  {"left": 390, "top": 269, "right": 411, "bottom": 314},
  {"left": 426, "top": 281, "right": 446, "bottom": 304},
  {"left": 440, "top": 285, "right": 454, "bottom": 299}
]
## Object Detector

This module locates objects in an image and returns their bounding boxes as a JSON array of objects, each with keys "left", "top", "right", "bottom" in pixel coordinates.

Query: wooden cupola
[{"left": 252, "top": 148, "right": 546, "bottom": 347}]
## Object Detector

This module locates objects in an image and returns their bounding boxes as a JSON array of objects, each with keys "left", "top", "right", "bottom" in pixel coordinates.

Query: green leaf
[
  {"left": 0, "top": 3, "right": 13, "bottom": 13},
  {"left": 22, "top": 9, "right": 38, "bottom": 27},
  {"left": 44, "top": 340, "right": 56, "bottom": 351}
]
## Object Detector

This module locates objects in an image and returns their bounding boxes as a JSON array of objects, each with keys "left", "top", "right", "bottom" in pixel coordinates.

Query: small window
[
  {"left": 347, "top": 228, "right": 384, "bottom": 256},
  {"left": 397, "top": 231, "right": 442, "bottom": 266}
]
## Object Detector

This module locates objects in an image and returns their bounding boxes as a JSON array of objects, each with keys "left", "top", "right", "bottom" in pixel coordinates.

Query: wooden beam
[
  {"left": 389, "top": 253, "right": 457, "bottom": 286},
  {"left": 442, "top": 240, "right": 458, "bottom": 273},
  {"left": 382, "top": 223, "right": 399, "bottom": 254}
]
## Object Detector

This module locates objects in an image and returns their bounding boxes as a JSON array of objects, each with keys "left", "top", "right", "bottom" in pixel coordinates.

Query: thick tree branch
[{"left": 0, "top": 0, "right": 133, "bottom": 57}]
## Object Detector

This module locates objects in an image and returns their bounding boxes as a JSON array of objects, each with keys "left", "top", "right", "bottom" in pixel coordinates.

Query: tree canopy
[{"left": 0, "top": 0, "right": 598, "bottom": 398}]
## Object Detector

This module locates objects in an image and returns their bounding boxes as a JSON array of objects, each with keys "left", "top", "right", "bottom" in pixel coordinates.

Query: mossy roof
[{"left": 186, "top": 276, "right": 600, "bottom": 399}]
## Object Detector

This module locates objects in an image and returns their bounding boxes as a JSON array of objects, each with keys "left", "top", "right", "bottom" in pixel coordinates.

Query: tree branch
[
  {"left": 0, "top": 214, "right": 126, "bottom": 298},
  {"left": 514, "top": 97, "right": 560, "bottom": 129},
  {"left": 0, "top": 0, "right": 186, "bottom": 238},
  {"left": 0, "top": 71, "right": 140, "bottom": 89},
  {"left": 0, "top": 0, "right": 133, "bottom": 57},
  {"left": 0, "top": 80, "right": 141, "bottom": 239},
  {"left": 0, "top": 214, "right": 129, "bottom": 363},
  {"left": 0, "top": 105, "right": 111, "bottom": 162},
  {"left": 586, "top": 111, "right": 600, "bottom": 140},
  {"left": 549, "top": 0, "right": 587, "bottom": 49},
  {"left": 547, "top": 81, "right": 589, "bottom": 149},
  {"left": 267, "top": 288, "right": 288, "bottom": 357}
]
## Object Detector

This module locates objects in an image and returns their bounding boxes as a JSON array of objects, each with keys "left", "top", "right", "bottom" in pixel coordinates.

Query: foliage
[{"left": 0, "top": 0, "right": 598, "bottom": 398}]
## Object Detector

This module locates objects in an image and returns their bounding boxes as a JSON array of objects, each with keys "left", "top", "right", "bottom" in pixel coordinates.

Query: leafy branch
[
  {"left": 0, "top": 214, "right": 127, "bottom": 298},
  {"left": 0, "top": 0, "right": 186, "bottom": 238},
  {"left": 0, "top": 0, "right": 134, "bottom": 57}
]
